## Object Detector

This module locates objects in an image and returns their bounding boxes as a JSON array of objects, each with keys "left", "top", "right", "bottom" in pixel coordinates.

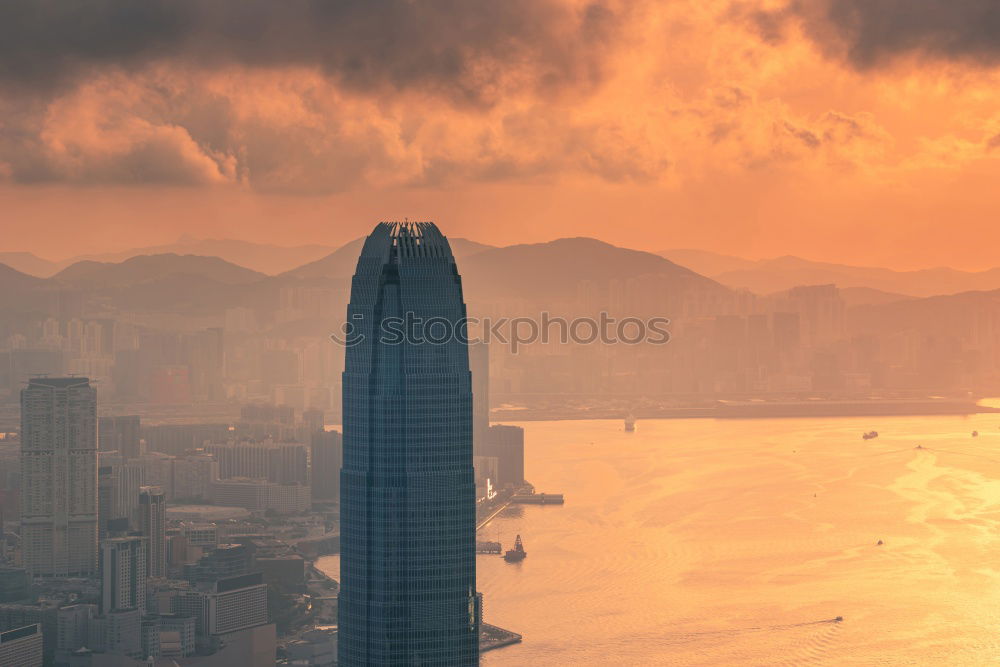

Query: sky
[{"left": 2, "top": 0, "right": 1000, "bottom": 269}]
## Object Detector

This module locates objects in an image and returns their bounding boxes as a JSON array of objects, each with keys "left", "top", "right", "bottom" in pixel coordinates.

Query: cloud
[
  {"left": 744, "top": 0, "right": 1000, "bottom": 70},
  {"left": 1, "top": 0, "right": 995, "bottom": 193},
  {"left": 0, "top": 0, "right": 625, "bottom": 106}
]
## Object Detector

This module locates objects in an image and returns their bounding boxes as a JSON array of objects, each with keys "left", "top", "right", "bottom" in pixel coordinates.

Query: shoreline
[{"left": 493, "top": 399, "right": 1000, "bottom": 423}]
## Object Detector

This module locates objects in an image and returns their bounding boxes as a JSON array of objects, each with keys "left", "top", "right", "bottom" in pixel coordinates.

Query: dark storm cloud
[
  {"left": 0, "top": 0, "right": 623, "bottom": 105},
  {"left": 741, "top": 1, "right": 1000, "bottom": 70}
]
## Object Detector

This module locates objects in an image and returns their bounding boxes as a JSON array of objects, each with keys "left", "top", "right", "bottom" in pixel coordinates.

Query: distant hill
[
  {"left": 52, "top": 254, "right": 267, "bottom": 288},
  {"left": 282, "top": 237, "right": 495, "bottom": 280},
  {"left": 0, "top": 252, "right": 60, "bottom": 277},
  {"left": 460, "top": 237, "right": 727, "bottom": 303},
  {"left": 0, "top": 262, "right": 46, "bottom": 290},
  {"left": 659, "top": 248, "right": 757, "bottom": 276},
  {"left": 765, "top": 285, "right": 912, "bottom": 308},
  {"left": 0, "top": 263, "right": 50, "bottom": 314},
  {"left": 661, "top": 250, "right": 1000, "bottom": 298},
  {"left": 849, "top": 288, "right": 1000, "bottom": 337},
  {"left": 62, "top": 238, "right": 337, "bottom": 276},
  {"left": 837, "top": 287, "right": 914, "bottom": 308}
]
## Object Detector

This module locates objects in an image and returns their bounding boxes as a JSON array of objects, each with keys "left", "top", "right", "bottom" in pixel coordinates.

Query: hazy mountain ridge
[
  {"left": 0, "top": 252, "right": 60, "bottom": 277},
  {"left": 461, "top": 237, "right": 727, "bottom": 303},
  {"left": 2, "top": 238, "right": 339, "bottom": 277},
  {"left": 661, "top": 249, "right": 1000, "bottom": 298},
  {"left": 52, "top": 254, "right": 267, "bottom": 288},
  {"left": 848, "top": 287, "right": 1000, "bottom": 337}
]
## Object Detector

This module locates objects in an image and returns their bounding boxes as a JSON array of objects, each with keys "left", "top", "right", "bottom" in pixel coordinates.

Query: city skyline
[{"left": 1, "top": 1, "right": 999, "bottom": 664}]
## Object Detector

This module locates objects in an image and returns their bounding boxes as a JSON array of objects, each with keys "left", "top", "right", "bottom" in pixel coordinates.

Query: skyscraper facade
[
  {"left": 339, "top": 222, "right": 478, "bottom": 666},
  {"left": 100, "top": 536, "right": 146, "bottom": 613},
  {"left": 138, "top": 486, "right": 166, "bottom": 578},
  {"left": 97, "top": 415, "right": 141, "bottom": 458},
  {"left": 20, "top": 377, "right": 99, "bottom": 576}
]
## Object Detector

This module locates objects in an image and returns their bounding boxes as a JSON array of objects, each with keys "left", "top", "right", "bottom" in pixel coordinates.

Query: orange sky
[{"left": 2, "top": 0, "right": 1000, "bottom": 269}]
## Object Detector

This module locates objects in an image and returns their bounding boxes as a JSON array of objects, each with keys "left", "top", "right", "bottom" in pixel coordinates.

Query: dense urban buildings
[
  {"left": 19, "top": 377, "right": 99, "bottom": 577},
  {"left": 339, "top": 222, "right": 479, "bottom": 665}
]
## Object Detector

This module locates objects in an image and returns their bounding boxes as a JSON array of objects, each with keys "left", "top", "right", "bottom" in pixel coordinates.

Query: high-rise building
[
  {"left": 0, "top": 568, "right": 31, "bottom": 603},
  {"left": 170, "top": 572, "right": 268, "bottom": 638},
  {"left": 97, "top": 455, "right": 143, "bottom": 536},
  {"left": 210, "top": 478, "right": 311, "bottom": 513},
  {"left": 87, "top": 607, "right": 141, "bottom": 658},
  {"left": 19, "top": 377, "right": 99, "bottom": 577},
  {"left": 156, "top": 613, "right": 196, "bottom": 657},
  {"left": 170, "top": 453, "right": 219, "bottom": 501},
  {"left": 56, "top": 604, "right": 97, "bottom": 657},
  {"left": 139, "top": 486, "right": 167, "bottom": 578},
  {"left": 339, "top": 222, "right": 478, "bottom": 666},
  {"left": 485, "top": 424, "right": 525, "bottom": 489},
  {"left": 0, "top": 624, "right": 43, "bottom": 667},
  {"left": 309, "top": 430, "right": 342, "bottom": 501},
  {"left": 204, "top": 440, "right": 307, "bottom": 484},
  {"left": 302, "top": 408, "right": 325, "bottom": 434},
  {"left": 100, "top": 536, "right": 146, "bottom": 613},
  {"left": 98, "top": 415, "right": 141, "bottom": 458}
]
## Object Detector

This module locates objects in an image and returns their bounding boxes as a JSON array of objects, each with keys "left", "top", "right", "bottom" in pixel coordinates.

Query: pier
[
  {"left": 480, "top": 623, "right": 523, "bottom": 653},
  {"left": 512, "top": 492, "right": 564, "bottom": 505}
]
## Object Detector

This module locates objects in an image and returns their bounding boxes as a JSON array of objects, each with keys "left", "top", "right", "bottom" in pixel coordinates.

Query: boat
[
  {"left": 972, "top": 430, "right": 979, "bottom": 437},
  {"left": 503, "top": 534, "right": 527, "bottom": 563},
  {"left": 624, "top": 413, "right": 636, "bottom": 432},
  {"left": 862, "top": 430, "right": 878, "bottom": 440}
]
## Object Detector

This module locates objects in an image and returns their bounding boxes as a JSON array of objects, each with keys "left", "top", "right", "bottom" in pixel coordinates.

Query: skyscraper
[
  {"left": 138, "top": 486, "right": 166, "bottom": 578},
  {"left": 100, "top": 536, "right": 146, "bottom": 613},
  {"left": 339, "top": 222, "right": 478, "bottom": 666},
  {"left": 309, "top": 429, "right": 342, "bottom": 502},
  {"left": 20, "top": 377, "right": 99, "bottom": 576},
  {"left": 97, "top": 415, "right": 141, "bottom": 458}
]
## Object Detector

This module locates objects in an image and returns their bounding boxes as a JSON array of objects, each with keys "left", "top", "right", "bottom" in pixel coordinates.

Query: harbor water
[{"left": 321, "top": 414, "right": 1000, "bottom": 665}]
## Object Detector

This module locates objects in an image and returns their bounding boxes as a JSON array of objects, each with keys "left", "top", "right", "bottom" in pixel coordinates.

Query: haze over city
[
  {"left": 2, "top": 2, "right": 1000, "bottom": 666},
  {"left": 3, "top": 1, "right": 1000, "bottom": 268}
]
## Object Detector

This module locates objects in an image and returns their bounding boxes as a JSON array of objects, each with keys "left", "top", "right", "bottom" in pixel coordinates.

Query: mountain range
[
  {"left": 0, "top": 237, "right": 725, "bottom": 318},
  {"left": 5, "top": 238, "right": 1000, "bottom": 333},
  {"left": 660, "top": 249, "right": 1000, "bottom": 298},
  {"left": 0, "top": 237, "right": 337, "bottom": 277}
]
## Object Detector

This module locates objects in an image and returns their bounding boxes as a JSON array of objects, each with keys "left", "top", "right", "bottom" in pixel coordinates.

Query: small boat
[
  {"left": 876, "top": 539, "right": 884, "bottom": 546},
  {"left": 862, "top": 430, "right": 878, "bottom": 440},
  {"left": 624, "top": 413, "right": 636, "bottom": 432},
  {"left": 834, "top": 616, "right": 844, "bottom": 623},
  {"left": 503, "top": 534, "right": 527, "bottom": 563},
  {"left": 972, "top": 431, "right": 979, "bottom": 437}
]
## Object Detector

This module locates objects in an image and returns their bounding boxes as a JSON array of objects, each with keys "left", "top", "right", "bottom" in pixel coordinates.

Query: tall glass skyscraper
[{"left": 339, "top": 222, "right": 479, "bottom": 666}]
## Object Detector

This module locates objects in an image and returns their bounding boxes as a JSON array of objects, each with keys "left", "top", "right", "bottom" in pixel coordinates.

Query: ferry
[
  {"left": 624, "top": 413, "right": 636, "bottom": 432},
  {"left": 503, "top": 535, "right": 527, "bottom": 563}
]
